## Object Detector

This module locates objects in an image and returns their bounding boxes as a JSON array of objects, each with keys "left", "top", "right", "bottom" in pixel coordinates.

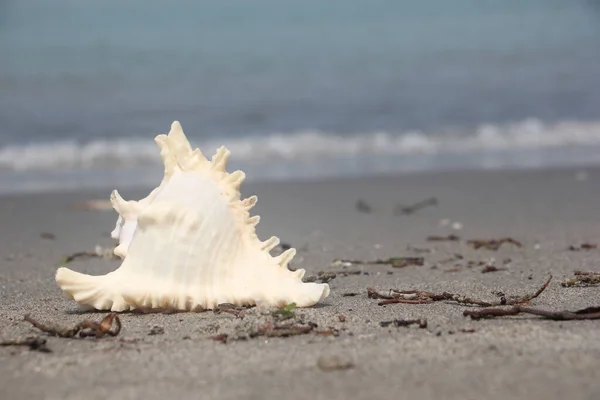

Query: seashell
[{"left": 55, "top": 121, "right": 330, "bottom": 312}]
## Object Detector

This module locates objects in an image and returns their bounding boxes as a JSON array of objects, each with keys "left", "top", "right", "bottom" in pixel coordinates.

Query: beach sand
[{"left": 1, "top": 166, "right": 600, "bottom": 400}]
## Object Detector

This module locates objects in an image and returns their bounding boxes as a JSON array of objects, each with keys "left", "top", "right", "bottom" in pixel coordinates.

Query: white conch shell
[{"left": 55, "top": 121, "right": 330, "bottom": 311}]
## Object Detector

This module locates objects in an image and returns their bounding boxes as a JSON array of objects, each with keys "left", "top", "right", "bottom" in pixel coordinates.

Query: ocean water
[{"left": 1, "top": 0, "right": 600, "bottom": 194}]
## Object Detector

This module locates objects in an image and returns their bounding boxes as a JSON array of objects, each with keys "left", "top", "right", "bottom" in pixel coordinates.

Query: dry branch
[
  {"left": 24, "top": 313, "right": 121, "bottom": 338},
  {"left": 333, "top": 257, "right": 424, "bottom": 269},
  {"left": 0, "top": 336, "right": 51, "bottom": 352},
  {"left": 60, "top": 245, "right": 118, "bottom": 265},
  {"left": 368, "top": 276, "right": 552, "bottom": 307},
  {"left": 395, "top": 197, "right": 438, "bottom": 215},
  {"left": 464, "top": 305, "right": 600, "bottom": 320},
  {"left": 467, "top": 238, "right": 522, "bottom": 251},
  {"left": 427, "top": 234, "right": 460, "bottom": 242},
  {"left": 380, "top": 319, "right": 427, "bottom": 328}
]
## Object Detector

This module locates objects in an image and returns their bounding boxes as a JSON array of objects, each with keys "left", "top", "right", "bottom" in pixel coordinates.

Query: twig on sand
[
  {"left": 380, "top": 318, "right": 428, "bottom": 328},
  {"left": 40, "top": 232, "right": 56, "bottom": 240},
  {"left": 406, "top": 245, "right": 432, "bottom": 254},
  {"left": 332, "top": 257, "right": 424, "bottom": 269},
  {"left": 443, "top": 265, "right": 463, "bottom": 273},
  {"left": 213, "top": 303, "right": 252, "bottom": 318},
  {"left": 567, "top": 243, "right": 597, "bottom": 251},
  {"left": 481, "top": 265, "right": 507, "bottom": 274},
  {"left": 212, "top": 318, "right": 334, "bottom": 343},
  {"left": 573, "top": 270, "right": 600, "bottom": 275},
  {"left": 385, "top": 257, "right": 424, "bottom": 268},
  {"left": 24, "top": 313, "right": 121, "bottom": 338},
  {"left": 303, "top": 271, "right": 337, "bottom": 283},
  {"left": 464, "top": 305, "right": 600, "bottom": 320},
  {"left": 467, "top": 238, "right": 522, "bottom": 251},
  {"left": 60, "top": 251, "right": 102, "bottom": 264},
  {"left": 60, "top": 245, "right": 118, "bottom": 265},
  {"left": 253, "top": 322, "right": 316, "bottom": 338},
  {"left": 437, "top": 254, "right": 464, "bottom": 265},
  {"left": 367, "top": 276, "right": 552, "bottom": 306},
  {"left": 210, "top": 334, "right": 229, "bottom": 343},
  {"left": 427, "top": 234, "right": 460, "bottom": 242},
  {"left": 561, "top": 271, "right": 600, "bottom": 287},
  {"left": 212, "top": 323, "right": 317, "bottom": 343},
  {"left": 395, "top": 197, "right": 438, "bottom": 215},
  {"left": 0, "top": 336, "right": 52, "bottom": 353}
]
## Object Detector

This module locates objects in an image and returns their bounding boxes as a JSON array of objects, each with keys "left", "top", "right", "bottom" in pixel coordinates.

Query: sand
[{"left": 1, "top": 166, "right": 600, "bottom": 400}]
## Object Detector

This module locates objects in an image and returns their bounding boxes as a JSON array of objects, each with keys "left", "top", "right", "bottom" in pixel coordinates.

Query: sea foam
[
  {"left": 1, "top": 118, "right": 600, "bottom": 194},
  {"left": 2, "top": 119, "right": 600, "bottom": 172}
]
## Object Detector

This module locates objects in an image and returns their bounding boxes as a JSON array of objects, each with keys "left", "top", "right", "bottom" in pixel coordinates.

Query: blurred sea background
[{"left": 1, "top": 0, "right": 600, "bottom": 194}]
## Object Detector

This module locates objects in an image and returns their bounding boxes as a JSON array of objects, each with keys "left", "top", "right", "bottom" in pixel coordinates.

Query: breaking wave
[{"left": 2, "top": 119, "right": 600, "bottom": 172}]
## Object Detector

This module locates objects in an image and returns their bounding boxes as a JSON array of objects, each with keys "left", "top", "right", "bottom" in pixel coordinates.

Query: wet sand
[{"left": 1, "top": 166, "right": 600, "bottom": 400}]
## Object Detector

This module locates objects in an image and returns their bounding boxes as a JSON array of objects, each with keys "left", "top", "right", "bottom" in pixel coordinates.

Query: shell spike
[
  {"left": 261, "top": 236, "right": 280, "bottom": 252},
  {"left": 168, "top": 121, "right": 192, "bottom": 152},
  {"left": 248, "top": 215, "right": 260, "bottom": 227},
  {"left": 154, "top": 134, "right": 177, "bottom": 177},
  {"left": 55, "top": 267, "right": 128, "bottom": 312},
  {"left": 293, "top": 269, "right": 306, "bottom": 280},
  {"left": 168, "top": 121, "right": 199, "bottom": 168},
  {"left": 226, "top": 190, "right": 239, "bottom": 202},
  {"left": 241, "top": 195, "right": 258, "bottom": 211},
  {"left": 110, "top": 190, "right": 138, "bottom": 218},
  {"left": 275, "top": 248, "right": 296, "bottom": 268},
  {"left": 187, "top": 148, "right": 207, "bottom": 169},
  {"left": 211, "top": 146, "right": 230, "bottom": 171},
  {"left": 169, "top": 120, "right": 184, "bottom": 134},
  {"left": 156, "top": 121, "right": 208, "bottom": 173},
  {"left": 227, "top": 170, "right": 245, "bottom": 189}
]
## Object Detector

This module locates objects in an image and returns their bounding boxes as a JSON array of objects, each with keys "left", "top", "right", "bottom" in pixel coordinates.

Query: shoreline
[
  {"left": 2, "top": 149, "right": 600, "bottom": 197},
  {"left": 1, "top": 165, "right": 600, "bottom": 399}
]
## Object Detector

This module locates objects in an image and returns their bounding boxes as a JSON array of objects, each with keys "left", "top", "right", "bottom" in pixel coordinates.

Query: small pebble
[{"left": 451, "top": 222, "right": 463, "bottom": 230}]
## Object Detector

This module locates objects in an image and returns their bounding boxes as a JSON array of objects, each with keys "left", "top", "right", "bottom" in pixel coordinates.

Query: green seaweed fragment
[{"left": 272, "top": 302, "right": 297, "bottom": 320}]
